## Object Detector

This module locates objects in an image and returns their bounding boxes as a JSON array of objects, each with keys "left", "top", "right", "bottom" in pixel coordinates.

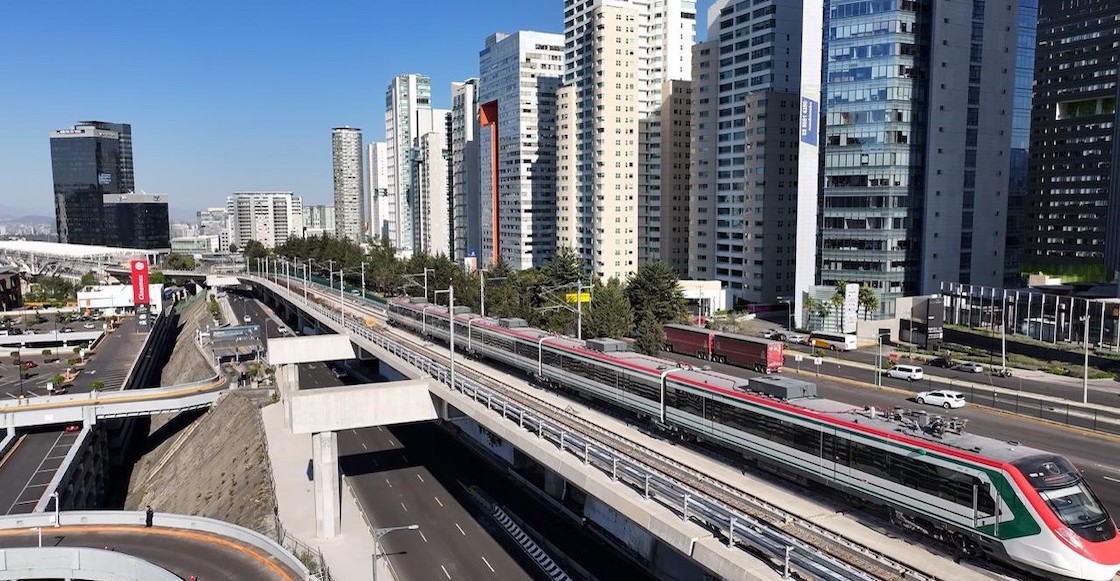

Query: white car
[
  {"left": 761, "top": 329, "right": 780, "bottom": 339},
  {"left": 276, "top": 326, "right": 288, "bottom": 335},
  {"left": 83, "top": 323, "right": 96, "bottom": 329},
  {"left": 782, "top": 333, "right": 807, "bottom": 344},
  {"left": 915, "top": 390, "right": 967, "bottom": 409},
  {"left": 952, "top": 362, "right": 984, "bottom": 373},
  {"left": 243, "top": 316, "right": 251, "bottom": 323}
]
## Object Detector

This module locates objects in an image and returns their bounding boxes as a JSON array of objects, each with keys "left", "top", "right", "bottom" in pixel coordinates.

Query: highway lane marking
[
  {"left": 401, "top": 454, "right": 408, "bottom": 462},
  {"left": 388, "top": 439, "right": 397, "bottom": 446},
  {"left": 361, "top": 441, "right": 368, "bottom": 450},
  {"left": 417, "top": 474, "right": 424, "bottom": 483},
  {"left": 434, "top": 496, "right": 443, "bottom": 507},
  {"left": 418, "top": 530, "right": 428, "bottom": 542},
  {"left": 6, "top": 431, "right": 65, "bottom": 514},
  {"left": 1104, "top": 476, "right": 1120, "bottom": 484},
  {"left": 441, "top": 564, "right": 452, "bottom": 579},
  {"left": 401, "top": 502, "right": 408, "bottom": 512},
  {"left": 454, "top": 523, "right": 465, "bottom": 536},
  {"left": 385, "top": 479, "right": 392, "bottom": 488},
  {"left": 481, "top": 556, "right": 495, "bottom": 573}
]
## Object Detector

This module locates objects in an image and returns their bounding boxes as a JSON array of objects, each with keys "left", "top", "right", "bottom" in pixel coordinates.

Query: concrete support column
[
  {"left": 312, "top": 430, "right": 340, "bottom": 538},
  {"left": 280, "top": 363, "right": 299, "bottom": 429}
]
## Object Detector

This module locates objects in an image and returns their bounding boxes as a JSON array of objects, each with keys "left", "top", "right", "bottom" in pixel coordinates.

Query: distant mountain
[{"left": 0, "top": 203, "right": 49, "bottom": 219}]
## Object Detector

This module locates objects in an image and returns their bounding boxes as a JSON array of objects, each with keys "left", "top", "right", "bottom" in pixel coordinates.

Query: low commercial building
[
  {"left": 76, "top": 284, "right": 164, "bottom": 315},
  {"left": 170, "top": 235, "right": 221, "bottom": 255}
]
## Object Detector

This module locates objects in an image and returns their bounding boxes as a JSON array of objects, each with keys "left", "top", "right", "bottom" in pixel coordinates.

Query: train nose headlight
[{"left": 1056, "top": 525, "right": 1086, "bottom": 551}]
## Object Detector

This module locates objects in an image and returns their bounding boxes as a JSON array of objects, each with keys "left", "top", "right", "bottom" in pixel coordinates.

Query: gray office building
[
  {"left": 50, "top": 121, "right": 135, "bottom": 246},
  {"left": 819, "top": 0, "right": 1023, "bottom": 314}
]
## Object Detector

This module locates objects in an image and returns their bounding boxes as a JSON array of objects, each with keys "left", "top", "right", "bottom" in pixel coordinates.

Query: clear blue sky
[{"left": 0, "top": 1, "right": 714, "bottom": 219}]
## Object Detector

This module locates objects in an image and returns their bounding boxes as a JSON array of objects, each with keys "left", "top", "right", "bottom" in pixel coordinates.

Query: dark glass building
[
  {"left": 1023, "top": 0, "right": 1120, "bottom": 283},
  {"left": 103, "top": 193, "right": 171, "bottom": 250},
  {"left": 50, "top": 121, "right": 167, "bottom": 250}
]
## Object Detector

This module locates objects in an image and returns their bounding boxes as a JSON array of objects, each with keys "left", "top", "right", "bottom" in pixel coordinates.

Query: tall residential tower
[
  {"left": 332, "top": 126, "right": 364, "bottom": 242},
  {"left": 478, "top": 31, "right": 564, "bottom": 270},
  {"left": 385, "top": 74, "right": 434, "bottom": 257},
  {"left": 450, "top": 79, "right": 481, "bottom": 263}
]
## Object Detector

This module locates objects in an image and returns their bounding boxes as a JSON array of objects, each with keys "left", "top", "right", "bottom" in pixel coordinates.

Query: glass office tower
[{"left": 50, "top": 121, "right": 133, "bottom": 246}]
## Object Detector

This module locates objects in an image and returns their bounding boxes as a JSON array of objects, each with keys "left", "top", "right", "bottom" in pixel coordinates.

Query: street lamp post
[
  {"left": 434, "top": 287, "right": 455, "bottom": 390},
  {"left": 360, "top": 262, "right": 366, "bottom": 301},
  {"left": 777, "top": 297, "right": 793, "bottom": 332},
  {"left": 372, "top": 524, "right": 420, "bottom": 581},
  {"left": 335, "top": 270, "right": 345, "bottom": 322},
  {"left": 1082, "top": 303, "right": 1091, "bottom": 404},
  {"left": 51, "top": 491, "right": 59, "bottom": 527},
  {"left": 480, "top": 270, "right": 507, "bottom": 319},
  {"left": 875, "top": 332, "right": 890, "bottom": 387}
]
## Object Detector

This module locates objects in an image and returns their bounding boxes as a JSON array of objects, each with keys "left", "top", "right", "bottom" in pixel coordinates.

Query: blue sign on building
[{"left": 799, "top": 97, "right": 819, "bottom": 147}]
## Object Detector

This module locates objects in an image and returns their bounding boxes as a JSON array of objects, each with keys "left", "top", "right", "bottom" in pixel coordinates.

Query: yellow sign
[
  {"left": 565, "top": 292, "right": 591, "bottom": 304},
  {"left": 364, "top": 316, "right": 378, "bottom": 328}
]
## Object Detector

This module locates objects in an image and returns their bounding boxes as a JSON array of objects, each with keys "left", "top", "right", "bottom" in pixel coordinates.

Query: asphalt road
[
  {"left": 0, "top": 527, "right": 298, "bottom": 581},
  {"left": 0, "top": 429, "right": 79, "bottom": 515},
  {"left": 672, "top": 350, "right": 1120, "bottom": 519},
  {"left": 68, "top": 317, "right": 146, "bottom": 394},
  {"left": 784, "top": 341, "right": 1120, "bottom": 404}
]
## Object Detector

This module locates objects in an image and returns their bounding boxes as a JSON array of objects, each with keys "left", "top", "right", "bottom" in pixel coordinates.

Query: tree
[
  {"left": 540, "top": 246, "right": 584, "bottom": 288},
  {"left": 858, "top": 285, "right": 880, "bottom": 320},
  {"left": 149, "top": 271, "right": 167, "bottom": 285},
  {"left": 583, "top": 278, "right": 634, "bottom": 340},
  {"left": 90, "top": 379, "right": 105, "bottom": 392},
  {"left": 228, "top": 242, "right": 239, "bottom": 253},
  {"left": 79, "top": 272, "right": 97, "bottom": 287},
  {"left": 165, "top": 253, "right": 196, "bottom": 271},
  {"left": 633, "top": 315, "right": 664, "bottom": 356},
  {"left": 243, "top": 239, "right": 269, "bottom": 260},
  {"left": 625, "top": 261, "right": 687, "bottom": 326}
]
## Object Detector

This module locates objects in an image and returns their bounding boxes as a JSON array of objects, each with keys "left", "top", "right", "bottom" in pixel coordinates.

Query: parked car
[
  {"left": 915, "top": 390, "right": 967, "bottom": 409},
  {"left": 243, "top": 316, "right": 251, "bottom": 323},
  {"left": 64, "top": 424, "right": 81, "bottom": 433},
  {"left": 885, "top": 364, "right": 924, "bottom": 381},
  {"left": 952, "top": 362, "right": 984, "bottom": 374},
  {"left": 991, "top": 367, "right": 1013, "bottom": 378},
  {"left": 276, "top": 326, "right": 288, "bottom": 335},
  {"left": 20, "top": 361, "right": 38, "bottom": 369},
  {"left": 8, "top": 328, "right": 22, "bottom": 335},
  {"left": 23, "top": 329, "right": 37, "bottom": 335},
  {"left": 761, "top": 329, "right": 780, "bottom": 339},
  {"left": 60, "top": 327, "right": 74, "bottom": 333},
  {"left": 927, "top": 357, "right": 952, "bottom": 368},
  {"left": 350, "top": 289, "right": 361, "bottom": 295},
  {"left": 82, "top": 323, "right": 97, "bottom": 329}
]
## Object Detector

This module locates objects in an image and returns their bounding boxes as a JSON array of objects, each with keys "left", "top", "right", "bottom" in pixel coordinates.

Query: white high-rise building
[
  {"left": 225, "top": 191, "right": 303, "bottom": 250},
  {"left": 366, "top": 142, "right": 390, "bottom": 242},
  {"left": 414, "top": 127, "right": 451, "bottom": 257},
  {"left": 196, "top": 206, "right": 229, "bottom": 250},
  {"left": 302, "top": 204, "right": 335, "bottom": 237},
  {"left": 478, "top": 31, "right": 564, "bottom": 270},
  {"left": 385, "top": 74, "right": 434, "bottom": 257},
  {"left": 450, "top": 79, "right": 481, "bottom": 263},
  {"left": 331, "top": 126, "right": 363, "bottom": 243},
  {"left": 556, "top": 0, "right": 696, "bottom": 281}
]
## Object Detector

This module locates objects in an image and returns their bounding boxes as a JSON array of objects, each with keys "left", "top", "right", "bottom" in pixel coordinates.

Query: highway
[
  {"left": 70, "top": 317, "right": 147, "bottom": 393},
  {"left": 0, "top": 526, "right": 299, "bottom": 580},
  {"left": 0, "top": 429, "right": 79, "bottom": 515},
  {"left": 783, "top": 341, "right": 1120, "bottom": 404}
]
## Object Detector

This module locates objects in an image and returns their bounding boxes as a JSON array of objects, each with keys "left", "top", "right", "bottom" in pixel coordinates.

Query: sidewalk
[{"left": 261, "top": 402, "right": 376, "bottom": 581}]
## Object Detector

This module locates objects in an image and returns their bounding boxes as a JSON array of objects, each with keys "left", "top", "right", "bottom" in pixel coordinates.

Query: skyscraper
[
  {"left": 50, "top": 121, "right": 136, "bottom": 246},
  {"left": 367, "top": 142, "right": 390, "bottom": 242},
  {"left": 413, "top": 128, "right": 451, "bottom": 257},
  {"left": 556, "top": 0, "right": 695, "bottom": 281},
  {"left": 385, "top": 74, "right": 434, "bottom": 257},
  {"left": 450, "top": 79, "right": 481, "bottom": 263},
  {"left": 225, "top": 191, "right": 304, "bottom": 249},
  {"left": 103, "top": 193, "right": 170, "bottom": 249},
  {"left": 689, "top": 0, "right": 807, "bottom": 304},
  {"left": 1023, "top": 0, "right": 1119, "bottom": 283},
  {"left": 332, "top": 126, "right": 363, "bottom": 243},
  {"left": 819, "top": 0, "right": 1021, "bottom": 314},
  {"left": 478, "top": 31, "right": 564, "bottom": 270}
]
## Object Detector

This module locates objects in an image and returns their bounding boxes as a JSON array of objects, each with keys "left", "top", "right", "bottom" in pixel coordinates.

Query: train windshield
[
  {"left": 1039, "top": 484, "right": 1109, "bottom": 528},
  {"left": 1013, "top": 454, "right": 1117, "bottom": 540}
]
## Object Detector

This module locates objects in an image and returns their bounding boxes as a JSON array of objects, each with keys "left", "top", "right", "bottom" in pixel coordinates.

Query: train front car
[{"left": 1005, "top": 454, "right": 1120, "bottom": 580}]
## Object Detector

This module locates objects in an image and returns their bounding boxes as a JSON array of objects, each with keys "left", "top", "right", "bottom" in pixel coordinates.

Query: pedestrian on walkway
[{"left": 145, "top": 505, "right": 154, "bottom": 528}]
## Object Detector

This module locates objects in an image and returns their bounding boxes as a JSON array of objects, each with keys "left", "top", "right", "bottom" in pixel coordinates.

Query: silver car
[{"left": 915, "top": 390, "right": 967, "bottom": 409}]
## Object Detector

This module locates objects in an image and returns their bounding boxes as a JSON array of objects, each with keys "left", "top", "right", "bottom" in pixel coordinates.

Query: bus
[{"left": 809, "top": 331, "right": 858, "bottom": 351}]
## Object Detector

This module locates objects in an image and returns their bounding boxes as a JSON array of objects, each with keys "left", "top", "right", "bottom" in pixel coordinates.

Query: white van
[{"left": 886, "top": 364, "right": 924, "bottom": 381}]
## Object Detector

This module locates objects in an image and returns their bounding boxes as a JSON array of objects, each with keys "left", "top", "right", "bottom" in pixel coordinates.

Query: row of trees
[
  {"left": 803, "top": 281, "right": 880, "bottom": 327},
  {"left": 265, "top": 236, "right": 690, "bottom": 354}
]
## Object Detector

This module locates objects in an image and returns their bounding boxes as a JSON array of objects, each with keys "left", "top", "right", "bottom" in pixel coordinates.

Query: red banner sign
[{"left": 131, "top": 259, "right": 150, "bottom": 305}]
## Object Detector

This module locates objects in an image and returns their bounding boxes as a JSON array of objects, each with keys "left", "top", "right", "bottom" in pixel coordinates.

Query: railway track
[{"left": 271, "top": 277, "right": 969, "bottom": 581}]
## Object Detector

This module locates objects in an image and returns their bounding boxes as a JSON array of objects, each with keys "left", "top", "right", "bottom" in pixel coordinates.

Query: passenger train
[{"left": 386, "top": 296, "right": 1120, "bottom": 580}]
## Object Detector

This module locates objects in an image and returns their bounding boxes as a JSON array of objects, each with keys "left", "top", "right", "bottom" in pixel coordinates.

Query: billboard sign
[
  {"left": 842, "top": 283, "right": 859, "bottom": 334},
  {"left": 131, "top": 259, "right": 150, "bottom": 305},
  {"left": 565, "top": 292, "right": 592, "bottom": 304},
  {"left": 799, "top": 97, "right": 819, "bottom": 146}
]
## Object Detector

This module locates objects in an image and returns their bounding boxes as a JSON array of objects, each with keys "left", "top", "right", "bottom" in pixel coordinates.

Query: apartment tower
[
  {"left": 479, "top": 31, "right": 564, "bottom": 270},
  {"left": 367, "top": 142, "right": 390, "bottom": 242},
  {"left": 689, "top": 0, "right": 806, "bottom": 305},
  {"left": 556, "top": 0, "right": 696, "bottom": 281},
  {"left": 1023, "top": 0, "right": 1119, "bottom": 282},
  {"left": 225, "top": 191, "right": 304, "bottom": 250},
  {"left": 385, "top": 74, "right": 434, "bottom": 257},
  {"left": 331, "top": 126, "right": 364, "bottom": 243},
  {"left": 450, "top": 79, "right": 482, "bottom": 262}
]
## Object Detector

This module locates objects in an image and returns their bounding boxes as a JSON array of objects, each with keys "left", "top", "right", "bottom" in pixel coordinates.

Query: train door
[
  {"left": 821, "top": 431, "right": 850, "bottom": 484},
  {"left": 972, "top": 476, "right": 1001, "bottom": 535}
]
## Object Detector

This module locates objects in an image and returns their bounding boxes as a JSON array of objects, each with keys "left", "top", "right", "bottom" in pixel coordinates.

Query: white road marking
[
  {"left": 416, "top": 474, "right": 424, "bottom": 483},
  {"left": 441, "top": 565, "right": 452, "bottom": 579},
  {"left": 385, "top": 479, "right": 392, "bottom": 488},
  {"left": 351, "top": 429, "right": 358, "bottom": 435},
  {"left": 388, "top": 439, "right": 396, "bottom": 446},
  {"left": 481, "top": 556, "right": 495, "bottom": 572},
  {"left": 361, "top": 441, "right": 368, "bottom": 450},
  {"left": 401, "top": 502, "right": 408, "bottom": 512},
  {"left": 418, "top": 530, "right": 428, "bottom": 543},
  {"left": 1103, "top": 476, "right": 1120, "bottom": 484},
  {"left": 434, "top": 496, "right": 444, "bottom": 507},
  {"left": 401, "top": 454, "right": 409, "bottom": 462},
  {"left": 454, "top": 522, "right": 465, "bottom": 536}
]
